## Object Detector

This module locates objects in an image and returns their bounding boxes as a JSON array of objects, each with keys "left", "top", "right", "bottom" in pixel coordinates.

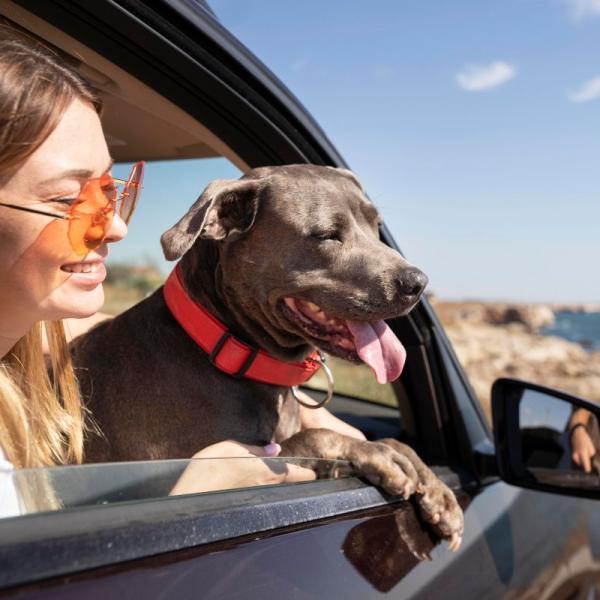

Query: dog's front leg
[
  {"left": 378, "top": 439, "right": 464, "bottom": 550},
  {"left": 280, "top": 429, "right": 464, "bottom": 549},
  {"left": 280, "top": 428, "right": 419, "bottom": 499}
]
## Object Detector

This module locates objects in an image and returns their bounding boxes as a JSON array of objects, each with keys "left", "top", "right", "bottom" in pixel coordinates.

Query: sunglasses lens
[
  {"left": 65, "top": 163, "right": 144, "bottom": 255},
  {"left": 119, "top": 161, "right": 144, "bottom": 224},
  {"left": 67, "top": 175, "right": 118, "bottom": 255}
]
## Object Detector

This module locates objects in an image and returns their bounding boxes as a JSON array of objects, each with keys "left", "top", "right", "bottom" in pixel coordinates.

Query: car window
[{"left": 0, "top": 2, "right": 427, "bottom": 566}]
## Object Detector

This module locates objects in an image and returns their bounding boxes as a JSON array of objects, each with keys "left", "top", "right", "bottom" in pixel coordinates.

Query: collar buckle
[
  {"left": 164, "top": 266, "right": 321, "bottom": 386},
  {"left": 209, "top": 332, "right": 260, "bottom": 379}
]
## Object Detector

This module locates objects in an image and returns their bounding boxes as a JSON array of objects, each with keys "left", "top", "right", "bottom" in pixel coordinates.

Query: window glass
[{"left": 0, "top": 458, "right": 351, "bottom": 520}]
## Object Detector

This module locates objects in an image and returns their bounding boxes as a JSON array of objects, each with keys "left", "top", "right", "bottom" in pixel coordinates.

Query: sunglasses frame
[
  {"left": 0, "top": 202, "right": 72, "bottom": 220},
  {"left": 0, "top": 175, "right": 129, "bottom": 221},
  {"left": 0, "top": 161, "right": 144, "bottom": 253}
]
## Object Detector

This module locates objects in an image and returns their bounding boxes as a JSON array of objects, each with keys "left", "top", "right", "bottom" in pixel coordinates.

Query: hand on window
[{"left": 169, "top": 440, "right": 316, "bottom": 496}]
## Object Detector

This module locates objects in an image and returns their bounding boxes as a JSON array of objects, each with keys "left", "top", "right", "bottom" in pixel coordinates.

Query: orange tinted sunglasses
[{"left": 0, "top": 161, "right": 144, "bottom": 255}]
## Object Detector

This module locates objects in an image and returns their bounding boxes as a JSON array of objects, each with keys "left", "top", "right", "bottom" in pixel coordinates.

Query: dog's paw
[
  {"left": 375, "top": 438, "right": 464, "bottom": 551},
  {"left": 415, "top": 480, "right": 464, "bottom": 551},
  {"left": 351, "top": 441, "right": 420, "bottom": 499}
]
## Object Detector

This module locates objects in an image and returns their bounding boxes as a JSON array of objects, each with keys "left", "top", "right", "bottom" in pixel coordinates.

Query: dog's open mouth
[{"left": 281, "top": 297, "right": 407, "bottom": 384}]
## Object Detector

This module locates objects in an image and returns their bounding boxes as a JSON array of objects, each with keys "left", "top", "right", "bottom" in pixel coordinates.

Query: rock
[
  {"left": 431, "top": 300, "right": 555, "bottom": 332},
  {"left": 488, "top": 305, "right": 555, "bottom": 332},
  {"left": 434, "top": 301, "right": 600, "bottom": 423}
]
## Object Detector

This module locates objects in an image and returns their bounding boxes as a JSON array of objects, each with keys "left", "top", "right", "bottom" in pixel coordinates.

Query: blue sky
[{"left": 110, "top": 0, "right": 600, "bottom": 302}]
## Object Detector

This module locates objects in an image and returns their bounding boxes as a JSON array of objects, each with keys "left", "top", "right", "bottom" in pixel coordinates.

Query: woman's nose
[{"left": 104, "top": 213, "right": 128, "bottom": 243}]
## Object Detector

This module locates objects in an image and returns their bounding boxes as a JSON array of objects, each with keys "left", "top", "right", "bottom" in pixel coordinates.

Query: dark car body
[{"left": 1, "top": 1, "right": 599, "bottom": 598}]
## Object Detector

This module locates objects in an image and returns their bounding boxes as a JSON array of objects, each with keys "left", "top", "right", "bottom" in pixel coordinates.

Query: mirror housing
[{"left": 492, "top": 378, "right": 600, "bottom": 499}]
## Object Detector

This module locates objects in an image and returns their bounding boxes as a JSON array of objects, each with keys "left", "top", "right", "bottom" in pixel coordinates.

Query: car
[{"left": 2, "top": 1, "right": 600, "bottom": 598}]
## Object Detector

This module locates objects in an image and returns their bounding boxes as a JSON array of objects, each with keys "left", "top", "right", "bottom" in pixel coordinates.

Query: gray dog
[{"left": 73, "top": 164, "right": 463, "bottom": 548}]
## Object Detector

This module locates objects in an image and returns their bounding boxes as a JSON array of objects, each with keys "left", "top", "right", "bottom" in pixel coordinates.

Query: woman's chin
[{"left": 48, "top": 283, "right": 105, "bottom": 320}]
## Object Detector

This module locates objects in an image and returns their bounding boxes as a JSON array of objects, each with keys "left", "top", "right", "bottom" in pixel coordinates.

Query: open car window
[{"left": 2, "top": 4, "right": 425, "bottom": 450}]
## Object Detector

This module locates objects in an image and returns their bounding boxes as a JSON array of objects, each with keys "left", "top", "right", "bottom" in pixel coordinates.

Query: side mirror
[{"left": 492, "top": 378, "right": 600, "bottom": 499}]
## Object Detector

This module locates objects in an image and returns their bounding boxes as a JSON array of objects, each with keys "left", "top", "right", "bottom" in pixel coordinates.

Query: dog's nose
[{"left": 396, "top": 268, "right": 428, "bottom": 298}]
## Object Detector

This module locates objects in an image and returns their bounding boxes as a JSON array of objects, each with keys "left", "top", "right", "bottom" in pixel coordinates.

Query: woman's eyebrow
[{"left": 37, "top": 158, "right": 115, "bottom": 187}]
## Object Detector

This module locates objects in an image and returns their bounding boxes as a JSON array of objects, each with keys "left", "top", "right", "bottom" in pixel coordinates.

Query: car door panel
[{"left": 4, "top": 480, "right": 598, "bottom": 599}]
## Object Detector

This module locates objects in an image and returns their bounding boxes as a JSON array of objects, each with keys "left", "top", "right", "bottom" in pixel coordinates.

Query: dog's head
[{"left": 161, "top": 165, "right": 427, "bottom": 383}]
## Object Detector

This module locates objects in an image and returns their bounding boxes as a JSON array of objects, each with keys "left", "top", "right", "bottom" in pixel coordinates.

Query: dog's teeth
[
  {"left": 304, "top": 301, "right": 321, "bottom": 313},
  {"left": 337, "top": 337, "right": 355, "bottom": 350}
]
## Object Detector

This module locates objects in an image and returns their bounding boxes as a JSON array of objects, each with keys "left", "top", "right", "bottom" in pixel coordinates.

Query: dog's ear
[
  {"left": 325, "top": 166, "right": 364, "bottom": 192},
  {"left": 161, "top": 178, "right": 261, "bottom": 261}
]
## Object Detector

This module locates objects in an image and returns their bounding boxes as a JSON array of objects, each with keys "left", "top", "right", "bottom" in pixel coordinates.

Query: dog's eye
[{"left": 311, "top": 230, "right": 342, "bottom": 243}]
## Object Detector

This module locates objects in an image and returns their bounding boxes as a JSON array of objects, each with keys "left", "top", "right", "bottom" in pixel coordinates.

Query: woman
[
  {"left": 0, "top": 26, "right": 121, "bottom": 471},
  {"left": 0, "top": 27, "right": 360, "bottom": 514}
]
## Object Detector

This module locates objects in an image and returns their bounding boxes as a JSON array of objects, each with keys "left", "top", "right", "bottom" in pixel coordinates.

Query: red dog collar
[{"left": 163, "top": 265, "right": 321, "bottom": 387}]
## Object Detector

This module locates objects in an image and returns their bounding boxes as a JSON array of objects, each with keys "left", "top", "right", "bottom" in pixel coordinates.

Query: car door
[{"left": 2, "top": 1, "right": 600, "bottom": 598}]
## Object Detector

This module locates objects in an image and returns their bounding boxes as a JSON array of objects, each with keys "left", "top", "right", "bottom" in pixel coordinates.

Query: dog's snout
[{"left": 396, "top": 268, "right": 428, "bottom": 298}]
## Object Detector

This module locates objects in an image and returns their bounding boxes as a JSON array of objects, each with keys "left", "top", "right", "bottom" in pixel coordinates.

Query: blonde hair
[
  {"left": 0, "top": 25, "right": 101, "bottom": 468},
  {"left": 0, "top": 23, "right": 102, "bottom": 175},
  {"left": 0, "top": 323, "right": 84, "bottom": 468}
]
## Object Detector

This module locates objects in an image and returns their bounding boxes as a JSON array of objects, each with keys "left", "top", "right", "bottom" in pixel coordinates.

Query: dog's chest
[
  {"left": 207, "top": 380, "right": 301, "bottom": 446},
  {"left": 245, "top": 388, "right": 301, "bottom": 444},
  {"left": 273, "top": 391, "right": 301, "bottom": 443}
]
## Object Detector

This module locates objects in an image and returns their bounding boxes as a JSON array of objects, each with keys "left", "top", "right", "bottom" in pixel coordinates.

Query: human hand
[
  {"left": 571, "top": 426, "right": 597, "bottom": 473},
  {"left": 169, "top": 440, "right": 316, "bottom": 496}
]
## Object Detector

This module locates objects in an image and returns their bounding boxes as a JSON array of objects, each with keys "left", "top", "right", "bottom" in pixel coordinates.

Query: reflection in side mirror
[{"left": 492, "top": 378, "right": 600, "bottom": 499}]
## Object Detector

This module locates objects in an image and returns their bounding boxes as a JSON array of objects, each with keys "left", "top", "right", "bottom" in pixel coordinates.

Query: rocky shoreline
[
  {"left": 431, "top": 300, "right": 600, "bottom": 421},
  {"left": 551, "top": 303, "right": 600, "bottom": 314}
]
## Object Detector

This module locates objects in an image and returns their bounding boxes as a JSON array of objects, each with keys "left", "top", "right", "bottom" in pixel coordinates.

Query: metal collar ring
[{"left": 291, "top": 351, "right": 334, "bottom": 409}]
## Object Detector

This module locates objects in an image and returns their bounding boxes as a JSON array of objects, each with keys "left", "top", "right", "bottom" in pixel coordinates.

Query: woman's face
[{"left": 0, "top": 98, "right": 127, "bottom": 337}]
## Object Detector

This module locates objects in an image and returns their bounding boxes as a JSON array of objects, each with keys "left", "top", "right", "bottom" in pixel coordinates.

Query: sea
[{"left": 542, "top": 311, "right": 600, "bottom": 351}]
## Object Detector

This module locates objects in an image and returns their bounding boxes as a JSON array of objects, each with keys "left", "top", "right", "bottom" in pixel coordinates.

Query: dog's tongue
[{"left": 346, "top": 320, "right": 406, "bottom": 384}]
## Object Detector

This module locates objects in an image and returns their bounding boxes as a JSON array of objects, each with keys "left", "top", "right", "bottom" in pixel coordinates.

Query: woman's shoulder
[
  {"left": 0, "top": 444, "right": 13, "bottom": 471},
  {"left": 0, "top": 444, "right": 22, "bottom": 519}
]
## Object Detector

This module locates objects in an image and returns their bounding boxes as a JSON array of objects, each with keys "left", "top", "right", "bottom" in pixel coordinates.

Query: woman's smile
[{"left": 60, "top": 260, "right": 107, "bottom": 286}]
